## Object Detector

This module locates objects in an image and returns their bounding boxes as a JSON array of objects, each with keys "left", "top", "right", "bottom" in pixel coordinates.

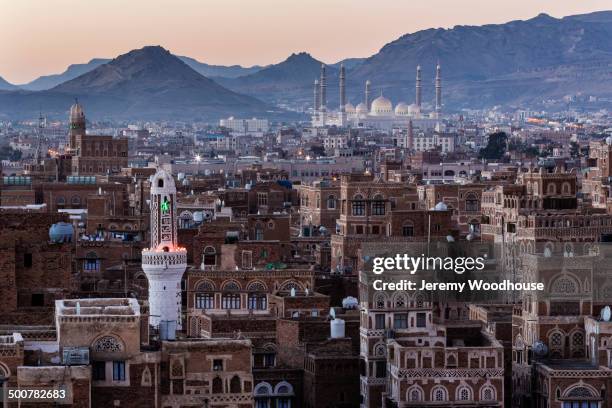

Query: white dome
[
  {"left": 394, "top": 102, "right": 409, "bottom": 116},
  {"left": 344, "top": 103, "right": 356, "bottom": 113},
  {"left": 433, "top": 201, "right": 448, "bottom": 211},
  {"left": 356, "top": 103, "right": 368, "bottom": 114},
  {"left": 371, "top": 95, "right": 393, "bottom": 116},
  {"left": 408, "top": 103, "right": 421, "bottom": 115}
]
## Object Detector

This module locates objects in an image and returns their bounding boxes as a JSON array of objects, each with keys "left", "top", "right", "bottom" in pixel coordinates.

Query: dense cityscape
[{"left": 1, "top": 4, "right": 612, "bottom": 408}]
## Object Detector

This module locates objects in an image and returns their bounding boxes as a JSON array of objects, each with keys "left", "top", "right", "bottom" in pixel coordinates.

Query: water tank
[
  {"left": 330, "top": 319, "right": 345, "bottom": 338},
  {"left": 342, "top": 296, "right": 358, "bottom": 309},
  {"left": 159, "top": 320, "right": 177, "bottom": 341},
  {"left": 49, "top": 222, "right": 74, "bottom": 243},
  {"left": 177, "top": 172, "right": 185, "bottom": 181}
]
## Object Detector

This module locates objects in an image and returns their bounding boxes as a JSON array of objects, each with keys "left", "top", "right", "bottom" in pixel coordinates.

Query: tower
[
  {"left": 313, "top": 79, "right": 320, "bottom": 118},
  {"left": 68, "top": 99, "right": 85, "bottom": 151},
  {"left": 339, "top": 63, "right": 346, "bottom": 112},
  {"left": 415, "top": 65, "right": 422, "bottom": 109},
  {"left": 141, "top": 169, "right": 187, "bottom": 331},
  {"left": 319, "top": 64, "right": 327, "bottom": 110},
  {"left": 365, "top": 80, "right": 372, "bottom": 111},
  {"left": 435, "top": 63, "right": 442, "bottom": 116}
]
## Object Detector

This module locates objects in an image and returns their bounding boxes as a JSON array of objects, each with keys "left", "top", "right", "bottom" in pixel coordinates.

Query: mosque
[{"left": 312, "top": 63, "right": 442, "bottom": 130}]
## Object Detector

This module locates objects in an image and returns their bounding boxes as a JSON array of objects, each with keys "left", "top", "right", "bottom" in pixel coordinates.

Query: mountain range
[
  {"left": 0, "top": 10, "right": 611, "bottom": 119},
  {"left": 0, "top": 46, "right": 276, "bottom": 120}
]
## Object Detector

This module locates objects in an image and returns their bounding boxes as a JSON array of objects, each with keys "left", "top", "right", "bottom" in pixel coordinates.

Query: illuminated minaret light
[
  {"left": 339, "top": 63, "right": 346, "bottom": 112},
  {"left": 141, "top": 169, "right": 187, "bottom": 331},
  {"left": 365, "top": 80, "right": 372, "bottom": 111},
  {"left": 415, "top": 65, "right": 422, "bottom": 109},
  {"left": 435, "top": 63, "right": 442, "bottom": 115}
]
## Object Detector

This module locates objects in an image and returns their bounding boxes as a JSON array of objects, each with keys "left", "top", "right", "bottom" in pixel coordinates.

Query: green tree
[{"left": 478, "top": 132, "right": 508, "bottom": 160}]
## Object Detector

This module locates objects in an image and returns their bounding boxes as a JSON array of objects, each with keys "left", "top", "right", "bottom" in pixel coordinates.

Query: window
[
  {"left": 394, "top": 313, "right": 408, "bottom": 329},
  {"left": 465, "top": 193, "right": 480, "bottom": 212},
  {"left": 24, "top": 253, "right": 33, "bottom": 268},
  {"left": 248, "top": 293, "right": 267, "bottom": 310},
  {"left": 213, "top": 359, "right": 223, "bottom": 371},
  {"left": 222, "top": 293, "right": 241, "bottom": 309},
  {"left": 195, "top": 293, "right": 214, "bottom": 309},
  {"left": 375, "top": 361, "right": 386, "bottom": 377},
  {"left": 352, "top": 195, "right": 365, "bottom": 216},
  {"left": 257, "top": 193, "right": 268, "bottom": 206},
  {"left": 327, "top": 195, "right": 336, "bottom": 209},
  {"left": 375, "top": 314, "right": 385, "bottom": 329},
  {"left": 31, "top": 293, "right": 44, "bottom": 307},
  {"left": 242, "top": 251, "right": 252, "bottom": 269},
  {"left": 277, "top": 398, "right": 291, "bottom": 408},
  {"left": 92, "top": 361, "right": 106, "bottom": 381},
  {"left": 202, "top": 246, "right": 216, "bottom": 267},
  {"left": 112, "top": 361, "right": 126, "bottom": 381},
  {"left": 416, "top": 312, "right": 427, "bottom": 328},
  {"left": 372, "top": 196, "right": 385, "bottom": 215},
  {"left": 402, "top": 224, "right": 414, "bottom": 237},
  {"left": 84, "top": 252, "right": 100, "bottom": 272}
]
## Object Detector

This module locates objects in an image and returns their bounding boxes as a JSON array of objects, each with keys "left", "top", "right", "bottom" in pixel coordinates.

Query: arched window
[
  {"left": 456, "top": 385, "right": 472, "bottom": 401},
  {"left": 562, "top": 182, "right": 571, "bottom": 195},
  {"left": 549, "top": 330, "right": 565, "bottom": 358},
  {"left": 431, "top": 385, "right": 448, "bottom": 401},
  {"left": 407, "top": 385, "right": 423, "bottom": 401},
  {"left": 248, "top": 281, "right": 267, "bottom": 310},
  {"left": 374, "top": 293, "right": 386, "bottom": 309},
  {"left": 352, "top": 194, "right": 365, "bottom": 216},
  {"left": 84, "top": 252, "right": 100, "bottom": 272},
  {"left": 394, "top": 294, "right": 406, "bottom": 308},
  {"left": 465, "top": 193, "right": 480, "bottom": 212},
  {"left": 327, "top": 195, "right": 336, "bottom": 209},
  {"left": 550, "top": 275, "right": 579, "bottom": 294},
  {"left": 212, "top": 376, "right": 223, "bottom": 393},
  {"left": 56, "top": 196, "right": 66, "bottom": 206},
  {"left": 71, "top": 195, "right": 81, "bottom": 206},
  {"left": 202, "top": 246, "right": 217, "bottom": 267},
  {"left": 547, "top": 183, "right": 557, "bottom": 195},
  {"left": 230, "top": 375, "right": 241, "bottom": 393},
  {"left": 373, "top": 343, "right": 386, "bottom": 357},
  {"left": 570, "top": 330, "right": 585, "bottom": 358},
  {"left": 222, "top": 281, "right": 241, "bottom": 309},
  {"left": 195, "top": 280, "right": 214, "bottom": 309},
  {"left": 480, "top": 385, "right": 496, "bottom": 401}
]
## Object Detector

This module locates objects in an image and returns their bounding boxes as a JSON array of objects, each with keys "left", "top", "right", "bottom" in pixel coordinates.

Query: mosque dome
[
  {"left": 394, "top": 102, "right": 409, "bottom": 116},
  {"left": 356, "top": 103, "right": 368, "bottom": 115},
  {"left": 69, "top": 102, "right": 84, "bottom": 121},
  {"left": 49, "top": 222, "right": 73, "bottom": 243},
  {"left": 433, "top": 201, "right": 448, "bottom": 211},
  {"left": 344, "top": 103, "right": 356, "bottom": 114},
  {"left": 370, "top": 95, "right": 393, "bottom": 116},
  {"left": 407, "top": 103, "right": 421, "bottom": 115}
]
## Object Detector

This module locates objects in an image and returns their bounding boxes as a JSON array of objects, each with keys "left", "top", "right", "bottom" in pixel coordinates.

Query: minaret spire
[
  {"left": 365, "top": 80, "right": 371, "bottom": 111},
  {"left": 339, "top": 63, "right": 346, "bottom": 112},
  {"left": 319, "top": 64, "right": 327, "bottom": 112}
]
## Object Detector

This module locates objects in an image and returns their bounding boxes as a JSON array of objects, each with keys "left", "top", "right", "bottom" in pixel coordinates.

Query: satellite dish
[
  {"left": 601, "top": 306, "right": 611, "bottom": 322},
  {"left": 533, "top": 340, "right": 548, "bottom": 357}
]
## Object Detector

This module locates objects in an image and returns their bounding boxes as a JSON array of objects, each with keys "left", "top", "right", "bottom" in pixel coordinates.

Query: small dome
[
  {"left": 49, "top": 222, "right": 73, "bottom": 243},
  {"left": 356, "top": 103, "right": 368, "bottom": 114},
  {"left": 344, "top": 103, "right": 355, "bottom": 113},
  {"left": 408, "top": 103, "right": 420, "bottom": 115},
  {"left": 395, "top": 102, "right": 409, "bottom": 116},
  {"left": 371, "top": 95, "right": 393, "bottom": 116},
  {"left": 433, "top": 201, "right": 448, "bottom": 211}
]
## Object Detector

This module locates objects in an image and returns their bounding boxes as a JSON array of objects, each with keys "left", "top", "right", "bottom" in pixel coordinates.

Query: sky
[{"left": 0, "top": 0, "right": 610, "bottom": 84}]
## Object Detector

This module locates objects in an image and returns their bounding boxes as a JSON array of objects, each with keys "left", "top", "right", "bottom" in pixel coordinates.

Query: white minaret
[
  {"left": 415, "top": 65, "right": 422, "bottom": 109},
  {"left": 435, "top": 63, "right": 442, "bottom": 116},
  {"left": 142, "top": 169, "right": 187, "bottom": 331},
  {"left": 365, "top": 80, "right": 372, "bottom": 111}
]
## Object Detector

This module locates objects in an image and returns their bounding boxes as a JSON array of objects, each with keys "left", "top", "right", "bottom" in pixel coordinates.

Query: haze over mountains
[
  {"left": 0, "top": 46, "right": 275, "bottom": 120},
  {"left": 0, "top": 10, "right": 611, "bottom": 120}
]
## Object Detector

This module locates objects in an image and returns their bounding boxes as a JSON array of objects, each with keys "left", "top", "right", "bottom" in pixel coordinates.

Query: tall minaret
[
  {"left": 319, "top": 64, "right": 327, "bottom": 111},
  {"left": 313, "top": 79, "right": 320, "bottom": 117},
  {"left": 68, "top": 99, "right": 85, "bottom": 152},
  {"left": 415, "top": 65, "right": 422, "bottom": 109},
  {"left": 142, "top": 169, "right": 187, "bottom": 331},
  {"left": 339, "top": 63, "right": 346, "bottom": 112},
  {"left": 365, "top": 80, "right": 372, "bottom": 111},
  {"left": 435, "top": 63, "right": 442, "bottom": 116}
]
